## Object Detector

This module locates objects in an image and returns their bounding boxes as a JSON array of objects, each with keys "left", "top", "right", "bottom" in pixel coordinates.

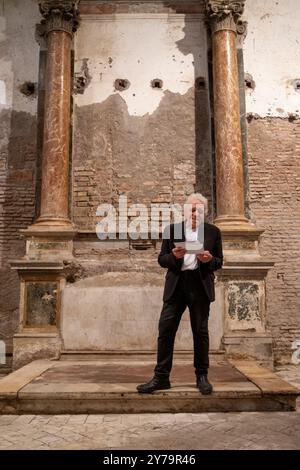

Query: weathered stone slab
[
  {"left": 0, "top": 360, "right": 53, "bottom": 399},
  {"left": 61, "top": 272, "right": 223, "bottom": 351},
  {"left": 0, "top": 359, "right": 298, "bottom": 413},
  {"left": 230, "top": 360, "right": 300, "bottom": 395}
]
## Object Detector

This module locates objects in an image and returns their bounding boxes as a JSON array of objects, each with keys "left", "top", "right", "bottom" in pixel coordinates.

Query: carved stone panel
[
  {"left": 225, "top": 281, "right": 265, "bottom": 332},
  {"left": 25, "top": 281, "right": 58, "bottom": 326}
]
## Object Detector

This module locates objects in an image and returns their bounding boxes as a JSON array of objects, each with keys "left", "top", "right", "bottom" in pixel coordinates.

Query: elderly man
[{"left": 137, "top": 193, "right": 223, "bottom": 395}]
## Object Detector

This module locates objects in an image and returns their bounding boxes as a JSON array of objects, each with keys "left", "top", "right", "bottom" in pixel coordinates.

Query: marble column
[
  {"left": 10, "top": 2, "right": 80, "bottom": 368},
  {"left": 36, "top": 1, "right": 79, "bottom": 229},
  {"left": 203, "top": 1, "right": 275, "bottom": 367},
  {"left": 206, "top": 0, "right": 249, "bottom": 228}
]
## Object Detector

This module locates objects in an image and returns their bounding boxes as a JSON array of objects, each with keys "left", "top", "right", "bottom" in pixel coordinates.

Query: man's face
[{"left": 184, "top": 199, "right": 204, "bottom": 227}]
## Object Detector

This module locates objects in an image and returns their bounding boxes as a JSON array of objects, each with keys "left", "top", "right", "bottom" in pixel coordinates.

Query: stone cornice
[
  {"left": 206, "top": 0, "right": 245, "bottom": 34},
  {"left": 39, "top": 1, "right": 80, "bottom": 37}
]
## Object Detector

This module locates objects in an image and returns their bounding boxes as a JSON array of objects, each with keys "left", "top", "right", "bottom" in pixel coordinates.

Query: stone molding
[
  {"left": 206, "top": 0, "right": 245, "bottom": 33},
  {"left": 39, "top": 0, "right": 80, "bottom": 37}
]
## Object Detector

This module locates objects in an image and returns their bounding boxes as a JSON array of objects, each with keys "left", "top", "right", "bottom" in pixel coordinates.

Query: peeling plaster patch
[
  {"left": 247, "top": 112, "right": 300, "bottom": 122},
  {"left": 0, "top": 80, "right": 6, "bottom": 105},
  {"left": 244, "top": 0, "right": 300, "bottom": 117},
  {"left": 246, "top": 113, "right": 262, "bottom": 122},
  {"left": 74, "top": 58, "right": 92, "bottom": 95},
  {"left": 74, "top": 14, "right": 207, "bottom": 116}
]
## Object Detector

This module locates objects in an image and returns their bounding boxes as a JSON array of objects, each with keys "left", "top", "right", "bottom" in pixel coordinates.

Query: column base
[
  {"left": 9, "top": 261, "right": 65, "bottom": 369},
  {"left": 13, "top": 332, "right": 61, "bottom": 370},
  {"left": 10, "top": 218, "right": 78, "bottom": 368},
  {"left": 222, "top": 334, "right": 274, "bottom": 370},
  {"left": 215, "top": 218, "right": 275, "bottom": 368},
  {"left": 21, "top": 217, "right": 77, "bottom": 237},
  {"left": 214, "top": 215, "right": 259, "bottom": 232},
  {"left": 215, "top": 216, "right": 265, "bottom": 259},
  {"left": 19, "top": 219, "right": 77, "bottom": 261}
]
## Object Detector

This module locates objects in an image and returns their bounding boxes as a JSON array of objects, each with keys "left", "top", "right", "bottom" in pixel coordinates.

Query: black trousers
[{"left": 154, "top": 269, "right": 210, "bottom": 379}]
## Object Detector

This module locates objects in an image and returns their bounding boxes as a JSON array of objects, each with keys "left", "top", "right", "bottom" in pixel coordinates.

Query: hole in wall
[
  {"left": 74, "top": 76, "right": 87, "bottom": 94},
  {"left": 288, "top": 113, "right": 299, "bottom": 122},
  {"left": 19, "top": 81, "right": 36, "bottom": 97},
  {"left": 244, "top": 73, "right": 255, "bottom": 92},
  {"left": 151, "top": 79, "right": 163, "bottom": 89},
  {"left": 114, "top": 79, "right": 130, "bottom": 91},
  {"left": 195, "top": 76, "right": 205, "bottom": 90},
  {"left": 293, "top": 80, "right": 300, "bottom": 92}
]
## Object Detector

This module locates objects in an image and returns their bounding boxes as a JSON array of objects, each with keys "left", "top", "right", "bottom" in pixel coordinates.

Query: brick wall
[
  {"left": 72, "top": 87, "right": 213, "bottom": 231},
  {"left": 0, "top": 110, "right": 37, "bottom": 357},
  {"left": 0, "top": 0, "right": 40, "bottom": 367},
  {"left": 247, "top": 118, "right": 300, "bottom": 364}
]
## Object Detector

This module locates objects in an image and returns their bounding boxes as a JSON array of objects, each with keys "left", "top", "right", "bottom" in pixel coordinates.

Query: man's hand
[
  {"left": 197, "top": 250, "right": 213, "bottom": 263},
  {"left": 172, "top": 247, "right": 186, "bottom": 259}
]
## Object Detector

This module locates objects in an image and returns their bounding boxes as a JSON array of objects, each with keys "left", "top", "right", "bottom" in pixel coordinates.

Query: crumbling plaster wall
[
  {"left": 243, "top": 0, "right": 300, "bottom": 118},
  {"left": 72, "top": 11, "right": 213, "bottom": 230},
  {"left": 0, "top": 0, "right": 39, "bottom": 362},
  {"left": 1, "top": 0, "right": 299, "bottom": 365},
  {"left": 244, "top": 0, "right": 300, "bottom": 363}
]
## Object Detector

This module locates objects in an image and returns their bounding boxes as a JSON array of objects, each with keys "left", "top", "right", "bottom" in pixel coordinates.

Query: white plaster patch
[
  {"left": 0, "top": 57, "right": 13, "bottom": 109},
  {"left": 0, "top": 80, "right": 6, "bottom": 105},
  {"left": 75, "top": 14, "right": 207, "bottom": 116},
  {"left": 0, "top": 12, "right": 10, "bottom": 107},
  {"left": 244, "top": 0, "right": 300, "bottom": 117},
  {"left": 0, "top": 0, "right": 39, "bottom": 115}
]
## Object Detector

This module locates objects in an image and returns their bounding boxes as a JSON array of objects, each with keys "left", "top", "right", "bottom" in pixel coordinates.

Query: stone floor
[
  {"left": 0, "top": 363, "right": 299, "bottom": 450},
  {"left": 0, "top": 358, "right": 298, "bottom": 413},
  {"left": 0, "top": 410, "right": 300, "bottom": 450}
]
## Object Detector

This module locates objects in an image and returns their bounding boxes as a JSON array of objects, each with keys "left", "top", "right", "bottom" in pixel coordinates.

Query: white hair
[{"left": 185, "top": 193, "right": 208, "bottom": 215}]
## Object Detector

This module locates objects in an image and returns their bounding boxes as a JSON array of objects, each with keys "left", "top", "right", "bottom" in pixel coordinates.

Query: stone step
[
  {"left": 0, "top": 359, "right": 298, "bottom": 414},
  {"left": 60, "top": 350, "right": 225, "bottom": 361}
]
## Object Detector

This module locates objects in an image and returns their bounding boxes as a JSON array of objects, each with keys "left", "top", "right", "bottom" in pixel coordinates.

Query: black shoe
[
  {"left": 137, "top": 376, "right": 171, "bottom": 394},
  {"left": 197, "top": 374, "right": 213, "bottom": 395}
]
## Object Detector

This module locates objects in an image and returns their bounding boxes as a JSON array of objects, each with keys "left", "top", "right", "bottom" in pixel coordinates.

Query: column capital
[
  {"left": 39, "top": 1, "right": 80, "bottom": 37},
  {"left": 206, "top": 1, "right": 246, "bottom": 34}
]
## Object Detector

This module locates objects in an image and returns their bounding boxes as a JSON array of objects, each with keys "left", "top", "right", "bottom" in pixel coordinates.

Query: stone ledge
[
  {"left": 0, "top": 358, "right": 298, "bottom": 413},
  {"left": 10, "top": 260, "right": 64, "bottom": 271},
  {"left": 229, "top": 360, "right": 300, "bottom": 395},
  {"left": 0, "top": 360, "right": 53, "bottom": 399}
]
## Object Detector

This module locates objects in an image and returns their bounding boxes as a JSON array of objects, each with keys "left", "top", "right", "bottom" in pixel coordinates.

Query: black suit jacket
[{"left": 158, "top": 221, "right": 223, "bottom": 302}]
